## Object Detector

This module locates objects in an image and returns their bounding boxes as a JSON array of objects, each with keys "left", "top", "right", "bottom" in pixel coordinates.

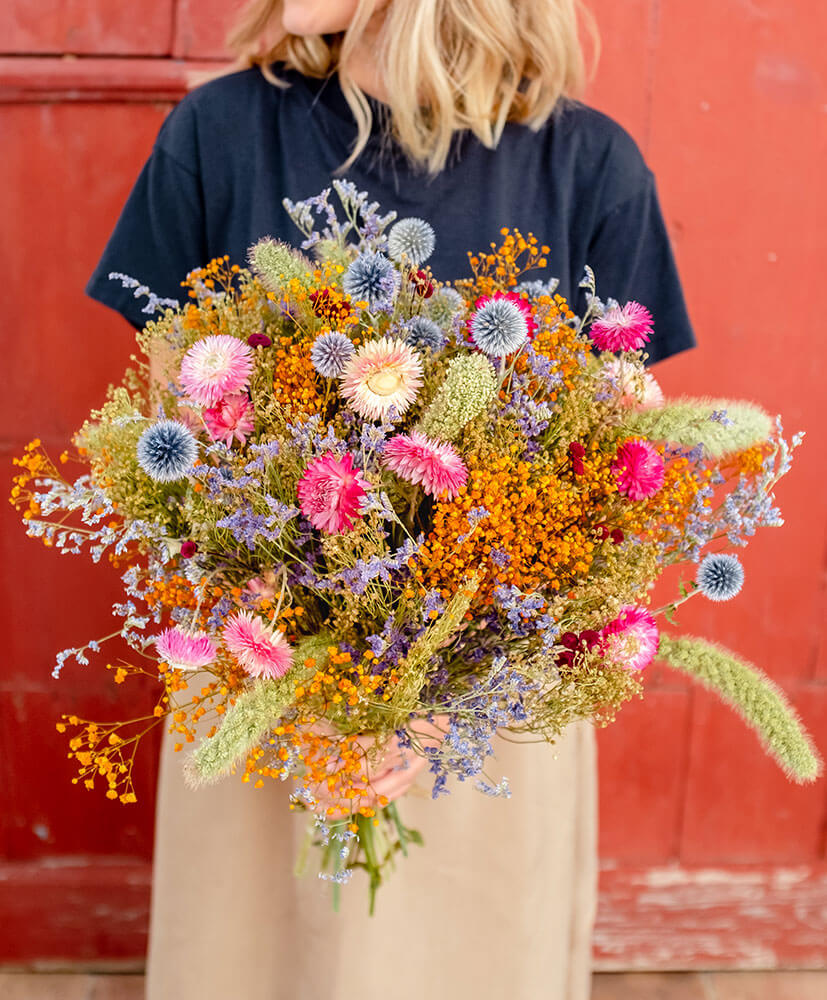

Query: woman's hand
[{"left": 307, "top": 715, "right": 449, "bottom": 818}]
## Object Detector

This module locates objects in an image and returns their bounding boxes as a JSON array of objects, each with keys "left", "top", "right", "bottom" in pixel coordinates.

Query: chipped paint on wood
[{"left": 595, "top": 864, "right": 827, "bottom": 970}]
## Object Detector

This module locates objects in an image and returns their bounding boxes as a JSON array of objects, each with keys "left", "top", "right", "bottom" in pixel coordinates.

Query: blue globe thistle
[
  {"left": 469, "top": 298, "right": 529, "bottom": 358},
  {"left": 137, "top": 420, "right": 198, "bottom": 483},
  {"left": 404, "top": 316, "right": 445, "bottom": 352},
  {"left": 342, "top": 251, "right": 399, "bottom": 311},
  {"left": 516, "top": 277, "right": 560, "bottom": 298},
  {"left": 426, "top": 286, "right": 464, "bottom": 325},
  {"left": 696, "top": 553, "right": 745, "bottom": 602},
  {"left": 387, "top": 217, "right": 436, "bottom": 266},
  {"left": 310, "top": 331, "right": 355, "bottom": 378}
]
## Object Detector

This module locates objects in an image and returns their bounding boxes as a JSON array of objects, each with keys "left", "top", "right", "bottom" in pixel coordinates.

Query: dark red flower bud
[
  {"left": 568, "top": 441, "right": 586, "bottom": 459},
  {"left": 409, "top": 269, "right": 435, "bottom": 298},
  {"left": 556, "top": 650, "right": 575, "bottom": 671},
  {"left": 610, "top": 528, "right": 625, "bottom": 545},
  {"left": 571, "top": 459, "right": 585, "bottom": 476},
  {"left": 560, "top": 632, "right": 580, "bottom": 650},
  {"left": 595, "top": 524, "right": 610, "bottom": 540},
  {"left": 180, "top": 541, "right": 198, "bottom": 558},
  {"left": 248, "top": 332, "right": 272, "bottom": 348},
  {"left": 580, "top": 629, "right": 601, "bottom": 650}
]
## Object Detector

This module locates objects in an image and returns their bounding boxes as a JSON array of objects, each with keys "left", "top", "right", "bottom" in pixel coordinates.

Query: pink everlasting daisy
[
  {"left": 222, "top": 611, "right": 293, "bottom": 679},
  {"left": 154, "top": 627, "right": 217, "bottom": 671},
  {"left": 297, "top": 452, "right": 370, "bottom": 534},
  {"left": 202, "top": 393, "right": 255, "bottom": 446},
  {"left": 590, "top": 301, "right": 654, "bottom": 353},
  {"left": 601, "top": 606, "right": 659, "bottom": 672},
  {"left": 340, "top": 338, "right": 423, "bottom": 421},
  {"left": 383, "top": 431, "right": 468, "bottom": 499},
  {"left": 601, "top": 359, "right": 664, "bottom": 410},
  {"left": 179, "top": 335, "right": 254, "bottom": 407},
  {"left": 612, "top": 438, "right": 665, "bottom": 500}
]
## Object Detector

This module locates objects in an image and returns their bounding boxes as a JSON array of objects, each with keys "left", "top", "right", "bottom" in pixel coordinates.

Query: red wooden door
[{"left": 1, "top": 0, "right": 825, "bottom": 968}]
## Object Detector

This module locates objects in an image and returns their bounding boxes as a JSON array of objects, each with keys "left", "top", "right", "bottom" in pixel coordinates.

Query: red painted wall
[{"left": 1, "top": 0, "right": 825, "bottom": 969}]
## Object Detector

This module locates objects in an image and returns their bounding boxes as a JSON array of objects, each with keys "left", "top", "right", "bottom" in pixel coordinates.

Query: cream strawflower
[
  {"left": 339, "top": 338, "right": 423, "bottom": 421},
  {"left": 601, "top": 358, "right": 664, "bottom": 410}
]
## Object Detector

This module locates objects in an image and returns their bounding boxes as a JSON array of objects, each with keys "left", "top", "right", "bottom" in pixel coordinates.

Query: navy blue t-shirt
[{"left": 86, "top": 65, "right": 695, "bottom": 364}]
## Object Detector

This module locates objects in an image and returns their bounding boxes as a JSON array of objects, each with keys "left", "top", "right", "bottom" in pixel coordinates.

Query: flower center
[
  {"left": 202, "top": 351, "right": 227, "bottom": 376},
  {"left": 366, "top": 369, "right": 404, "bottom": 396}
]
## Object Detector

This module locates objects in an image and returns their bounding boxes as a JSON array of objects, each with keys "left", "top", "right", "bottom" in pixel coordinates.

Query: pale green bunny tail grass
[
  {"left": 186, "top": 634, "right": 331, "bottom": 786},
  {"left": 248, "top": 237, "right": 314, "bottom": 292},
  {"left": 658, "top": 635, "right": 822, "bottom": 783},
  {"left": 418, "top": 354, "right": 497, "bottom": 442},
  {"left": 386, "top": 576, "right": 480, "bottom": 728},
  {"left": 627, "top": 398, "right": 773, "bottom": 457}
]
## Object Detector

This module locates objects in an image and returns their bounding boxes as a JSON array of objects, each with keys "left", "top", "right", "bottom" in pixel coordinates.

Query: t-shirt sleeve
[
  {"left": 584, "top": 170, "right": 696, "bottom": 365},
  {"left": 85, "top": 105, "right": 208, "bottom": 329}
]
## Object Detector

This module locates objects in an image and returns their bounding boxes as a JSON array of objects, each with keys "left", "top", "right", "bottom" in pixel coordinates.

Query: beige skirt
[{"left": 146, "top": 721, "right": 597, "bottom": 1000}]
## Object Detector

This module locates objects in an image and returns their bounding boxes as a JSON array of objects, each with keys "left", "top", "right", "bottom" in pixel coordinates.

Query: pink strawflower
[
  {"left": 601, "top": 359, "right": 664, "bottom": 410},
  {"left": 601, "top": 606, "right": 659, "bottom": 672},
  {"left": 222, "top": 611, "right": 293, "bottom": 679},
  {"left": 202, "top": 393, "right": 255, "bottom": 446},
  {"left": 297, "top": 452, "right": 370, "bottom": 534},
  {"left": 340, "top": 338, "right": 423, "bottom": 421},
  {"left": 590, "top": 301, "right": 654, "bottom": 353},
  {"left": 246, "top": 569, "right": 277, "bottom": 602},
  {"left": 612, "top": 438, "right": 665, "bottom": 500},
  {"left": 154, "top": 627, "right": 217, "bottom": 671},
  {"left": 179, "top": 335, "right": 254, "bottom": 407},
  {"left": 383, "top": 431, "right": 468, "bottom": 499}
]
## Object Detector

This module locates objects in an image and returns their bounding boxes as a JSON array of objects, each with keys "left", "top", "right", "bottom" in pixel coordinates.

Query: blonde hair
[{"left": 227, "top": 0, "right": 598, "bottom": 175}]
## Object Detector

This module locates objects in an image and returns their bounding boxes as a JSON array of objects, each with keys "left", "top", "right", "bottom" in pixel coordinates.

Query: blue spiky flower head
[
  {"left": 387, "top": 217, "right": 436, "bottom": 266},
  {"left": 137, "top": 420, "right": 198, "bottom": 482},
  {"left": 342, "top": 251, "right": 399, "bottom": 312},
  {"left": 469, "top": 298, "right": 529, "bottom": 358},
  {"left": 310, "top": 331, "right": 355, "bottom": 378},
  {"left": 696, "top": 553, "right": 745, "bottom": 602},
  {"left": 516, "top": 277, "right": 560, "bottom": 298},
  {"left": 405, "top": 316, "right": 445, "bottom": 353}
]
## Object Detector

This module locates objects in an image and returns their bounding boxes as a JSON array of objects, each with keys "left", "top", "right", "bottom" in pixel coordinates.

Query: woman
[{"left": 86, "top": 2, "right": 695, "bottom": 998}]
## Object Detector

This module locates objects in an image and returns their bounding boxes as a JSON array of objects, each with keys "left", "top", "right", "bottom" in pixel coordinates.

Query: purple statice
[
  {"left": 710, "top": 409, "right": 734, "bottom": 426},
  {"left": 107, "top": 272, "right": 179, "bottom": 315},
  {"left": 523, "top": 342, "right": 564, "bottom": 396},
  {"left": 206, "top": 594, "right": 235, "bottom": 631},
  {"left": 475, "top": 777, "right": 512, "bottom": 798},
  {"left": 244, "top": 440, "right": 281, "bottom": 474},
  {"left": 216, "top": 497, "right": 299, "bottom": 551},
  {"left": 360, "top": 421, "right": 388, "bottom": 455},
  {"left": 358, "top": 490, "right": 398, "bottom": 522},
  {"left": 336, "top": 537, "right": 420, "bottom": 596},
  {"left": 425, "top": 656, "right": 537, "bottom": 797},
  {"left": 282, "top": 180, "right": 396, "bottom": 254},
  {"left": 422, "top": 589, "right": 446, "bottom": 624},
  {"left": 457, "top": 505, "right": 490, "bottom": 542},
  {"left": 287, "top": 414, "right": 325, "bottom": 454},
  {"left": 493, "top": 585, "right": 559, "bottom": 650},
  {"left": 502, "top": 375, "right": 554, "bottom": 456}
]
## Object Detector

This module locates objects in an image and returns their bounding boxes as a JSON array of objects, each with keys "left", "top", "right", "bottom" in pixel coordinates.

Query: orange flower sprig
[
  {"left": 241, "top": 645, "right": 400, "bottom": 820},
  {"left": 416, "top": 444, "right": 623, "bottom": 602},
  {"left": 463, "top": 228, "right": 551, "bottom": 298}
]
